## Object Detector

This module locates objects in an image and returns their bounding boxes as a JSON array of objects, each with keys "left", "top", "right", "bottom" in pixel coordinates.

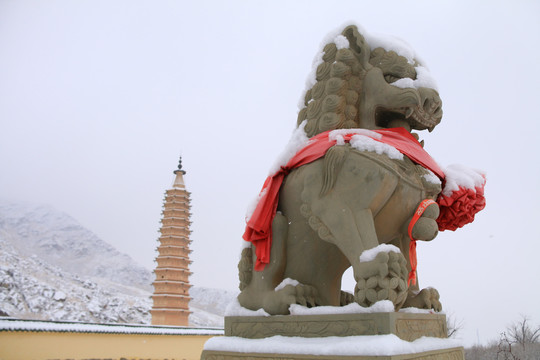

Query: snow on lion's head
[{"left": 297, "top": 24, "right": 443, "bottom": 138}]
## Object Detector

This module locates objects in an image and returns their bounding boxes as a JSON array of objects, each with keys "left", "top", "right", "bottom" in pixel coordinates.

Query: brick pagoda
[{"left": 151, "top": 157, "right": 193, "bottom": 326}]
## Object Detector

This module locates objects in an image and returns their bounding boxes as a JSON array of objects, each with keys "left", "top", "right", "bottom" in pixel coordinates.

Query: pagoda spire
[
  {"left": 174, "top": 156, "right": 186, "bottom": 175},
  {"left": 150, "top": 156, "right": 193, "bottom": 326},
  {"left": 172, "top": 156, "right": 187, "bottom": 189}
]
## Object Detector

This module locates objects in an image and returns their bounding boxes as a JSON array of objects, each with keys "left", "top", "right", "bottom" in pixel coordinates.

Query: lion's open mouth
[
  {"left": 375, "top": 106, "right": 439, "bottom": 132},
  {"left": 375, "top": 109, "right": 410, "bottom": 129}
]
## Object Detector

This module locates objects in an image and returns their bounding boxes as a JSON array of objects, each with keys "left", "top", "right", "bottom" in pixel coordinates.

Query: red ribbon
[
  {"left": 243, "top": 128, "right": 445, "bottom": 271},
  {"left": 407, "top": 199, "right": 436, "bottom": 286}
]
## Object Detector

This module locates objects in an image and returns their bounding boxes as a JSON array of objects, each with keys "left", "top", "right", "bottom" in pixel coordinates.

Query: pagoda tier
[
  {"left": 155, "top": 256, "right": 192, "bottom": 269},
  {"left": 161, "top": 217, "right": 191, "bottom": 227},
  {"left": 156, "top": 245, "right": 192, "bottom": 258},
  {"left": 154, "top": 268, "right": 192, "bottom": 282},
  {"left": 160, "top": 224, "right": 191, "bottom": 235},
  {"left": 151, "top": 157, "right": 193, "bottom": 326},
  {"left": 162, "top": 208, "right": 190, "bottom": 217},
  {"left": 158, "top": 235, "right": 191, "bottom": 247},
  {"left": 153, "top": 280, "right": 192, "bottom": 295},
  {"left": 151, "top": 294, "right": 191, "bottom": 309},
  {"left": 150, "top": 309, "right": 192, "bottom": 326}
]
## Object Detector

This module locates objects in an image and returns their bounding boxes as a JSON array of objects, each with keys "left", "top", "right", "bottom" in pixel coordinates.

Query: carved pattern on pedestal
[
  {"left": 395, "top": 317, "right": 446, "bottom": 341},
  {"left": 230, "top": 319, "right": 377, "bottom": 339},
  {"left": 411, "top": 349, "right": 464, "bottom": 360},
  {"left": 204, "top": 355, "right": 298, "bottom": 360}
]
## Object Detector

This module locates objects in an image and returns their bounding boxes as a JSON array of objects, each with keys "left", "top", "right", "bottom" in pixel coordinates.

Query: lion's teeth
[{"left": 405, "top": 108, "right": 413, "bottom": 119}]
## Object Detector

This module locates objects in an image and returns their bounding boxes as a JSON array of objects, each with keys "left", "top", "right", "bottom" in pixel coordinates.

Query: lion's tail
[
  {"left": 321, "top": 144, "right": 350, "bottom": 196},
  {"left": 238, "top": 246, "right": 253, "bottom": 291}
]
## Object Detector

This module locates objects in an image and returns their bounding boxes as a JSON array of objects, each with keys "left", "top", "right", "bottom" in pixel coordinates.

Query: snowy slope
[
  {"left": 0, "top": 199, "right": 236, "bottom": 326},
  {"left": 189, "top": 287, "right": 238, "bottom": 327},
  {"left": 0, "top": 236, "right": 152, "bottom": 323},
  {"left": 0, "top": 200, "right": 153, "bottom": 291}
]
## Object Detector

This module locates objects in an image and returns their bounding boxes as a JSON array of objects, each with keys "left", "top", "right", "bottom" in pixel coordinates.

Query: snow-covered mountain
[
  {"left": 0, "top": 199, "right": 236, "bottom": 326},
  {"left": 0, "top": 200, "right": 153, "bottom": 291},
  {"left": 0, "top": 236, "right": 151, "bottom": 323}
]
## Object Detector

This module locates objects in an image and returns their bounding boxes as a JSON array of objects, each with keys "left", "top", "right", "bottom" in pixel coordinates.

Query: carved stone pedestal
[
  {"left": 225, "top": 312, "right": 447, "bottom": 341},
  {"left": 201, "top": 313, "right": 464, "bottom": 360}
]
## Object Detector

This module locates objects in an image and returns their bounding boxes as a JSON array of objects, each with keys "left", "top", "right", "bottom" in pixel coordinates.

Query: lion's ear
[{"left": 342, "top": 25, "right": 371, "bottom": 66}]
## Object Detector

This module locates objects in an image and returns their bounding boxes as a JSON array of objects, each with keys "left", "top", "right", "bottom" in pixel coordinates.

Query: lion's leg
[
  {"left": 237, "top": 212, "right": 287, "bottom": 312},
  {"left": 237, "top": 213, "right": 319, "bottom": 315},
  {"left": 312, "top": 203, "right": 408, "bottom": 309},
  {"left": 399, "top": 202, "right": 442, "bottom": 312}
]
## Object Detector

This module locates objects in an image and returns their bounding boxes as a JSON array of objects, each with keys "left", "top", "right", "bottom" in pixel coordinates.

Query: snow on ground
[
  {"left": 0, "top": 318, "right": 223, "bottom": 335},
  {"left": 205, "top": 334, "right": 462, "bottom": 356}
]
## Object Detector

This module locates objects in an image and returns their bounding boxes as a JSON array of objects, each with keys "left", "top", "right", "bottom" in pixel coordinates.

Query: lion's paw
[
  {"left": 403, "top": 287, "right": 442, "bottom": 312},
  {"left": 354, "top": 251, "right": 408, "bottom": 308},
  {"left": 262, "top": 282, "right": 319, "bottom": 315}
]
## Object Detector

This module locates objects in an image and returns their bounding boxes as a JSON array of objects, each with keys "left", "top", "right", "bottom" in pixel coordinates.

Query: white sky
[{"left": 1, "top": 0, "right": 539, "bottom": 348}]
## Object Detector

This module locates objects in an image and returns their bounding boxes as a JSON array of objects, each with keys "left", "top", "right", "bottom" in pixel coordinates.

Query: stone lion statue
[{"left": 237, "top": 25, "right": 485, "bottom": 315}]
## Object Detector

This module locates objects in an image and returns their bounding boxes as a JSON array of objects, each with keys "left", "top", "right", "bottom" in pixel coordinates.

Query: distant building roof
[{"left": 0, "top": 317, "right": 223, "bottom": 336}]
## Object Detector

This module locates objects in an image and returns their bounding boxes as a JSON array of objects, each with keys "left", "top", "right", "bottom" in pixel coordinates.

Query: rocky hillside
[
  {"left": 0, "top": 199, "right": 236, "bottom": 326},
  {"left": 0, "top": 236, "right": 151, "bottom": 323},
  {"left": 0, "top": 200, "right": 153, "bottom": 291}
]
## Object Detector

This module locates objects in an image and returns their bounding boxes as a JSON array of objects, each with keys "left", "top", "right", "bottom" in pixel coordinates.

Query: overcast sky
[{"left": 1, "top": 0, "right": 539, "bottom": 347}]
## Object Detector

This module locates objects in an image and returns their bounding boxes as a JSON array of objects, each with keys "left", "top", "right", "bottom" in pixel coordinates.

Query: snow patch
[
  {"left": 53, "top": 291, "right": 66, "bottom": 301},
  {"left": 329, "top": 128, "right": 382, "bottom": 142},
  {"left": 364, "top": 31, "right": 418, "bottom": 65},
  {"left": 290, "top": 300, "right": 394, "bottom": 315},
  {"left": 275, "top": 278, "right": 300, "bottom": 291},
  {"left": 268, "top": 121, "right": 310, "bottom": 176},
  {"left": 350, "top": 135, "right": 403, "bottom": 160},
  {"left": 360, "top": 244, "right": 401, "bottom": 263},
  {"left": 423, "top": 170, "right": 441, "bottom": 185},
  {"left": 442, "top": 164, "right": 486, "bottom": 197},
  {"left": 390, "top": 66, "right": 438, "bottom": 91},
  {"left": 329, "top": 129, "right": 402, "bottom": 159},
  {"left": 225, "top": 298, "right": 270, "bottom": 317},
  {"left": 399, "top": 307, "right": 442, "bottom": 315},
  {"left": 204, "top": 334, "right": 463, "bottom": 356},
  {"left": 299, "top": 23, "right": 438, "bottom": 110},
  {"left": 245, "top": 187, "right": 268, "bottom": 223},
  {"left": 0, "top": 318, "right": 223, "bottom": 335},
  {"left": 334, "top": 35, "right": 349, "bottom": 50},
  {"left": 300, "top": 30, "right": 353, "bottom": 107},
  {"left": 245, "top": 122, "right": 309, "bottom": 222}
]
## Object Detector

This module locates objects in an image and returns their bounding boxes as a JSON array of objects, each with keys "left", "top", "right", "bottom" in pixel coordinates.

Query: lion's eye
[{"left": 384, "top": 74, "right": 401, "bottom": 83}]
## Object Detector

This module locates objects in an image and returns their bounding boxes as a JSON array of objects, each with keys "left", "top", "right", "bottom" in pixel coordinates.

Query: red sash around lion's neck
[{"left": 242, "top": 127, "right": 445, "bottom": 271}]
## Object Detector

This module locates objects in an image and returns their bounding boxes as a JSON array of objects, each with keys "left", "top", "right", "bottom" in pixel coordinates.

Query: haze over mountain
[
  {"left": 0, "top": 200, "right": 153, "bottom": 291},
  {"left": 0, "top": 199, "right": 236, "bottom": 326}
]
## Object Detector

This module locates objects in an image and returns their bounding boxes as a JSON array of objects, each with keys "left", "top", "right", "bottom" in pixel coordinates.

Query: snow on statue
[{"left": 238, "top": 24, "right": 486, "bottom": 315}]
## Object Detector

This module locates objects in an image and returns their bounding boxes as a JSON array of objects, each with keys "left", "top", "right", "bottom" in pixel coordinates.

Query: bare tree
[
  {"left": 497, "top": 332, "right": 520, "bottom": 360},
  {"left": 506, "top": 315, "right": 540, "bottom": 347},
  {"left": 446, "top": 312, "right": 464, "bottom": 338}
]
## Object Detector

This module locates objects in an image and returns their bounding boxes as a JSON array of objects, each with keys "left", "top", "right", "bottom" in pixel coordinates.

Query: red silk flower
[{"left": 436, "top": 184, "right": 486, "bottom": 231}]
